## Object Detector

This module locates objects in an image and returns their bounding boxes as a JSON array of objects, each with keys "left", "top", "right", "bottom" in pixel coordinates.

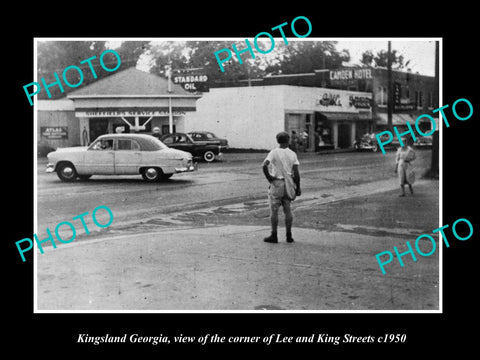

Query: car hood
[{"left": 52, "top": 146, "right": 88, "bottom": 153}]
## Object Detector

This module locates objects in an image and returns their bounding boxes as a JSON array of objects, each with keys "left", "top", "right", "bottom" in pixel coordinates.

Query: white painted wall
[
  {"left": 184, "top": 85, "right": 373, "bottom": 150},
  {"left": 184, "top": 86, "right": 286, "bottom": 150}
]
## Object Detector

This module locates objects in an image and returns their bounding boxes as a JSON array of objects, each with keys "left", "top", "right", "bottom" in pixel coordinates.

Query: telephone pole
[
  {"left": 431, "top": 40, "right": 439, "bottom": 177},
  {"left": 387, "top": 40, "right": 393, "bottom": 132}
]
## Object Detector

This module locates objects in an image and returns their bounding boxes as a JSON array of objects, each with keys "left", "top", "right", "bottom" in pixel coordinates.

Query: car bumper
[
  {"left": 175, "top": 162, "right": 197, "bottom": 173},
  {"left": 46, "top": 163, "right": 55, "bottom": 173}
]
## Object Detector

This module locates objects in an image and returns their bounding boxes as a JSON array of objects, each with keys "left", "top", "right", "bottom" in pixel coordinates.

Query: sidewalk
[{"left": 36, "top": 180, "right": 440, "bottom": 312}]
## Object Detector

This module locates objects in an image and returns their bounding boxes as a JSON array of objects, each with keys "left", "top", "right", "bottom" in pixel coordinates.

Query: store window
[
  {"left": 415, "top": 90, "right": 423, "bottom": 108},
  {"left": 314, "top": 112, "right": 333, "bottom": 148},
  {"left": 376, "top": 87, "right": 387, "bottom": 106},
  {"left": 428, "top": 92, "right": 434, "bottom": 109}
]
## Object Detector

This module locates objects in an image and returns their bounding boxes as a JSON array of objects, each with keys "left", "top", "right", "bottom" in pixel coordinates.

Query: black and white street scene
[{"left": 35, "top": 39, "right": 440, "bottom": 311}]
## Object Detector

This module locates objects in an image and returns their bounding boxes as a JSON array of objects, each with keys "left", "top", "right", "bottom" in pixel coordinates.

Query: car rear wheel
[
  {"left": 203, "top": 150, "right": 215, "bottom": 162},
  {"left": 372, "top": 144, "right": 379, "bottom": 152},
  {"left": 141, "top": 167, "right": 162, "bottom": 182},
  {"left": 57, "top": 162, "right": 78, "bottom": 182}
]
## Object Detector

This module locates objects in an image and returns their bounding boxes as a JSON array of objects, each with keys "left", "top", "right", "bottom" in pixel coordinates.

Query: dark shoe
[
  {"left": 286, "top": 237, "right": 294, "bottom": 243},
  {"left": 264, "top": 234, "right": 278, "bottom": 243}
]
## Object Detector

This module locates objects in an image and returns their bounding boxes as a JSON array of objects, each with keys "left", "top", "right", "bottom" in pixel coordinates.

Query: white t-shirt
[{"left": 264, "top": 147, "right": 300, "bottom": 179}]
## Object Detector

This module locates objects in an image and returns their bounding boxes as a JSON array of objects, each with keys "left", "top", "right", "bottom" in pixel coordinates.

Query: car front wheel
[
  {"left": 57, "top": 162, "right": 78, "bottom": 182},
  {"left": 203, "top": 150, "right": 215, "bottom": 162},
  {"left": 141, "top": 167, "right": 162, "bottom": 182}
]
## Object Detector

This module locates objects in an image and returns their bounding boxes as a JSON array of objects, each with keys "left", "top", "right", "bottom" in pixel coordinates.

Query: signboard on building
[
  {"left": 41, "top": 126, "right": 68, "bottom": 139},
  {"left": 75, "top": 110, "right": 187, "bottom": 118},
  {"left": 394, "top": 103, "right": 415, "bottom": 112},
  {"left": 172, "top": 73, "right": 209, "bottom": 92},
  {"left": 316, "top": 90, "right": 372, "bottom": 114},
  {"left": 329, "top": 68, "right": 372, "bottom": 85},
  {"left": 393, "top": 82, "right": 415, "bottom": 112}
]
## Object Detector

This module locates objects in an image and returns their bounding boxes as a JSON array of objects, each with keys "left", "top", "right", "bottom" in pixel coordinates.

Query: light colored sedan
[{"left": 46, "top": 134, "right": 197, "bottom": 182}]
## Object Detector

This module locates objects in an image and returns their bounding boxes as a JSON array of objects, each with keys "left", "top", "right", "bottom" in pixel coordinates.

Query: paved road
[
  {"left": 36, "top": 149, "right": 433, "bottom": 236},
  {"left": 35, "top": 149, "right": 439, "bottom": 311}
]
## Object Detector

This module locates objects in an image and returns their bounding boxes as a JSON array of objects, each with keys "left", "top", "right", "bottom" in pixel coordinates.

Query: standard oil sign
[{"left": 172, "top": 73, "right": 208, "bottom": 92}]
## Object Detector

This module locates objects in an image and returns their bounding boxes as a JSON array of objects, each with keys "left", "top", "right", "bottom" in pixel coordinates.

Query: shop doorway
[
  {"left": 89, "top": 119, "right": 109, "bottom": 143},
  {"left": 314, "top": 112, "right": 333, "bottom": 149},
  {"left": 162, "top": 124, "right": 176, "bottom": 135},
  {"left": 338, "top": 123, "right": 351, "bottom": 148}
]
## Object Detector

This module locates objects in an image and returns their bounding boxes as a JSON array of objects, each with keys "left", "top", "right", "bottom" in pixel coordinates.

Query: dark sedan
[
  {"left": 160, "top": 132, "right": 223, "bottom": 162},
  {"left": 188, "top": 131, "right": 229, "bottom": 150}
]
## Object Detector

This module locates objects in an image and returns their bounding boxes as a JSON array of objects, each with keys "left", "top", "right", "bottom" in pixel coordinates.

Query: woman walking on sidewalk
[{"left": 395, "top": 137, "right": 416, "bottom": 197}]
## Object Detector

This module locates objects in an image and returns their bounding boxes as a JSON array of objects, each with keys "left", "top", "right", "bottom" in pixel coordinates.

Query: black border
[{"left": 6, "top": 6, "right": 478, "bottom": 355}]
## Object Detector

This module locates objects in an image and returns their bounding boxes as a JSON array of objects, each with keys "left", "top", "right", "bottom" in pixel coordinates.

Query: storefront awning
[
  {"left": 375, "top": 113, "right": 416, "bottom": 126},
  {"left": 375, "top": 112, "right": 439, "bottom": 127}
]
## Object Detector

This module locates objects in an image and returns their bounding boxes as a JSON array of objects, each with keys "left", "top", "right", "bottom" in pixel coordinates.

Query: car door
[
  {"left": 114, "top": 138, "right": 142, "bottom": 174},
  {"left": 83, "top": 138, "right": 115, "bottom": 174}
]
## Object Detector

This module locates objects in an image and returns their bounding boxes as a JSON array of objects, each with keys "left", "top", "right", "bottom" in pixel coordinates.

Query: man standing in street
[{"left": 262, "top": 131, "right": 301, "bottom": 243}]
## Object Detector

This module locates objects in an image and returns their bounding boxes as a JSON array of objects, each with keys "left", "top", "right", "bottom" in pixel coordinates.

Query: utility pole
[
  {"left": 431, "top": 40, "right": 439, "bottom": 177},
  {"left": 387, "top": 40, "right": 393, "bottom": 132},
  {"left": 165, "top": 60, "right": 173, "bottom": 134}
]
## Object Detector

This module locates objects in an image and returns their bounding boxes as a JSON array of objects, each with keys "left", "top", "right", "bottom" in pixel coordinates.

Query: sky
[
  {"left": 108, "top": 38, "right": 438, "bottom": 77},
  {"left": 335, "top": 39, "right": 437, "bottom": 76}
]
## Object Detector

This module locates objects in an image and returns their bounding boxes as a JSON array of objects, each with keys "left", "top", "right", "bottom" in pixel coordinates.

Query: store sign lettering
[
  {"left": 81, "top": 110, "right": 186, "bottom": 117},
  {"left": 329, "top": 68, "right": 372, "bottom": 81},
  {"left": 173, "top": 74, "right": 208, "bottom": 92},
  {"left": 318, "top": 93, "right": 342, "bottom": 106},
  {"left": 173, "top": 75, "right": 208, "bottom": 84},
  {"left": 41, "top": 126, "right": 68, "bottom": 139},
  {"left": 349, "top": 95, "right": 372, "bottom": 109},
  {"left": 316, "top": 92, "right": 372, "bottom": 112}
]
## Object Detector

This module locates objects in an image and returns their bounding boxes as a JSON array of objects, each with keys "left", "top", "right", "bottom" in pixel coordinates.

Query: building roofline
[{"left": 67, "top": 94, "right": 202, "bottom": 99}]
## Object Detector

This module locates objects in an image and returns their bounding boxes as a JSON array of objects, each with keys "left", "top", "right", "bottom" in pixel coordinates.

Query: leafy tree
[
  {"left": 114, "top": 41, "right": 151, "bottom": 69},
  {"left": 263, "top": 41, "right": 350, "bottom": 75},
  {"left": 148, "top": 41, "right": 190, "bottom": 77},
  {"left": 148, "top": 40, "right": 266, "bottom": 85},
  {"left": 37, "top": 41, "right": 107, "bottom": 99},
  {"left": 360, "top": 49, "right": 410, "bottom": 70},
  {"left": 35, "top": 40, "right": 147, "bottom": 99}
]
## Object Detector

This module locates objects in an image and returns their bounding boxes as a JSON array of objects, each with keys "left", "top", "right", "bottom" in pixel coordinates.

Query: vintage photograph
[{"left": 33, "top": 38, "right": 440, "bottom": 312}]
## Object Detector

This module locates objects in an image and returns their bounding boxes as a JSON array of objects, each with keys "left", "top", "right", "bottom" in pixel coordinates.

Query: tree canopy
[
  {"left": 360, "top": 49, "right": 410, "bottom": 70},
  {"left": 36, "top": 40, "right": 145, "bottom": 99},
  {"left": 35, "top": 40, "right": 355, "bottom": 99},
  {"left": 263, "top": 41, "right": 350, "bottom": 75}
]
